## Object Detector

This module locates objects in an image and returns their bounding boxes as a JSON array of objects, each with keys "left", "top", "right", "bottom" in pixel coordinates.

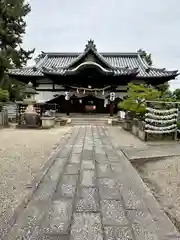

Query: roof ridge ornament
[
  {"left": 84, "top": 39, "right": 97, "bottom": 52},
  {"left": 137, "top": 49, "right": 146, "bottom": 56}
]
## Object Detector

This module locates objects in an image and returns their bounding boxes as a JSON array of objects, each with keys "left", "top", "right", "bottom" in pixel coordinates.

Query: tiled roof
[
  {"left": 42, "top": 61, "right": 138, "bottom": 76},
  {"left": 9, "top": 41, "right": 178, "bottom": 79},
  {"left": 8, "top": 67, "right": 44, "bottom": 77}
]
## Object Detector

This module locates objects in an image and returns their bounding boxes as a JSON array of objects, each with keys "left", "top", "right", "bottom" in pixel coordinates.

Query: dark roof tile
[{"left": 8, "top": 46, "right": 178, "bottom": 78}]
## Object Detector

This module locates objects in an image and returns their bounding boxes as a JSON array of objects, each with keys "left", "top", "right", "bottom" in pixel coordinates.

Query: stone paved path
[
  {"left": 106, "top": 127, "right": 180, "bottom": 162},
  {"left": 1, "top": 126, "right": 180, "bottom": 240}
]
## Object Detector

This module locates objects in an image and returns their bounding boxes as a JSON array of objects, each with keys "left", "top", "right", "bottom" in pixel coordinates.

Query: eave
[{"left": 7, "top": 40, "right": 179, "bottom": 80}]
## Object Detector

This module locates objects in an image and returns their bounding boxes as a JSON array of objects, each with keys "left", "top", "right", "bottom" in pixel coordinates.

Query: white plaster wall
[
  {"left": 35, "top": 91, "right": 65, "bottom": 102},
  {"left": 36, "top": 84, "right": 65, "bottom": 90},
  {"left": 115, "top": 92, "right": 127, "bottom": 99},
  {"left": 131, "top": 80, "right": 145, "bottom": 84},
  {"left": 116, "top": 86, "right": 127, "bottom": 90},
  {"left": 36, "top": 84, "right": 53, "bottom": 90},
  {"left": 36, "top": 79, "right": 53, "bottom": 84},
  {"left": 54, "top": 84, "right": 65, "bottom": 90}
]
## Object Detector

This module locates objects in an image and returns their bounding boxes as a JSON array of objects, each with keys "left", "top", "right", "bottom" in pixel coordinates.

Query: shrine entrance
[
  {"left": 45, "top": 94, "right": 109, "bottom": 114},
  {"left": 70, "top": 95, "right": 109, "bottom": 113}
]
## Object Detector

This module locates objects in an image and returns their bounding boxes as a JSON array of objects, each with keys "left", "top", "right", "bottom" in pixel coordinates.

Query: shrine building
[{"left": 8, "top": 40, "right": 178, "bottom": 114}]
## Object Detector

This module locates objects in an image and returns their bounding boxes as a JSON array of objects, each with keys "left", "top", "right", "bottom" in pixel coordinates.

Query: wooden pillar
[
  {"left": 66, "top": 99, "right": 71, "bottom": 116},
  {"left": 17, "top": 104, "right": 21, "bottom": 125},
  {"left": 65, "top": 91, "right": 70, "bottom": 116},
  {"left": 66, "top": 100, "right": 70, "bottom": 116},
  {"left": 109, "top": 91, "right": 115, "bottom": 117},
  {"left": 109, "top": 101, "right": 114, "bottom": 117},
  {"left": 174, "top": 103, "right": 178, "bottom": 140}
]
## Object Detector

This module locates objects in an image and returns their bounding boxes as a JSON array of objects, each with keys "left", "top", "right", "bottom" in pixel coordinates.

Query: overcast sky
[{"left": 24, "top": 0, "right": 180, "bottom": 89}]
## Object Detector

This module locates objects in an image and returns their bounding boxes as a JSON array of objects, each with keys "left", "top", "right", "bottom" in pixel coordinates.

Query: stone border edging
[{"left": 124, "top": 152, "right": 180, "bottom": 164}]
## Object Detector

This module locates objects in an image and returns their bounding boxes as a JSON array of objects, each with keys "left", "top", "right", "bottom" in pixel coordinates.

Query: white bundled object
[
  {"left": 120, "top": 111, "right": 125, "bottom": 119},
  {"left": 145, "top": 113, "right": 178, "bottom": 120},
  {"left": 145, "top": 129, "right": 176, "bottom": 134},
  {"left": 145, "top": 124, "right": 176, "bottom": 130},
  {"left": 147, "top": 107, "right": 177, "bottom": 114},
  {"left": 145, "top": 118, "right": 176, "bottom": 124},
  {"left": 145, "top": 106, "right": 178, "bottom": 135}
]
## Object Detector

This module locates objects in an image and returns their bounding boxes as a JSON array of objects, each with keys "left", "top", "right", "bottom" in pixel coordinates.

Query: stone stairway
[{"left": 71, "top": 117, "right": 108, "bottom": 125}]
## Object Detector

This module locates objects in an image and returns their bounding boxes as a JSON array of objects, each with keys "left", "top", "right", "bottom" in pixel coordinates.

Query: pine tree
[
  {"left": 118, "top": 83, "right": 161, "bottom": 117},
  {"left": 0, "top": 0, "right": 34, "bottom": 94}
]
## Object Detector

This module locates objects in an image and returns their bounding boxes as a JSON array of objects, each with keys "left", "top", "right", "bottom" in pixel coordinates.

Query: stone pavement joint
[{"left": 1, "top": 126, "right": 180, "bottom": 240}]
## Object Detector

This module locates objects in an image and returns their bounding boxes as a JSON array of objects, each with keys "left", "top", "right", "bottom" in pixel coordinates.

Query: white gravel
[
  {"left": 135, "top": 156, "right": 180, "bottom": 231},
  {"left": 0, "top": 127, "right": 71, "bottom": 219}
]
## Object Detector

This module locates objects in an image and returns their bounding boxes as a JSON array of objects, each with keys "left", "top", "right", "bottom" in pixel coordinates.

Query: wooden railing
[
  {"left": 0, "top": 102, "right": 17, "bottom": 128},
  {"left": 1, "top": 102, "right": 17, "bottom": 120}
]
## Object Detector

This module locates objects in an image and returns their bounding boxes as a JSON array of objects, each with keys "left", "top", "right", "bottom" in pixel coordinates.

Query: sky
[{"left": 23, "top": 0, "right": 180, "bottom": 89}]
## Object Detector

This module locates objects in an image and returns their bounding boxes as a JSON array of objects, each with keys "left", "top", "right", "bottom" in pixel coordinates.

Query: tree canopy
[
  {"left": 118, "top": 83, "right": 161, "bottom": 115},
  {"left": 173, "top": 89, "right": 180, "bottom": 100},
  {"left": 0, "top": 88, "right": 9, "bottom": 102},
  {"left": 0, "top": 0, "right": 34, "bottom": 100}
]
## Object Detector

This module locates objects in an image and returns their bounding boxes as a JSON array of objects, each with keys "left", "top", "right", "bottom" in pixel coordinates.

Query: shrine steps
[{"left": 70, "top": 117, "right": 108, "bottom": 126}]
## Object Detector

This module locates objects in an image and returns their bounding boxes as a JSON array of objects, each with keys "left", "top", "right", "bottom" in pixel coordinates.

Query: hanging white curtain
[{"left": 104, "top": 99, "right": 108, "bottom": 107}]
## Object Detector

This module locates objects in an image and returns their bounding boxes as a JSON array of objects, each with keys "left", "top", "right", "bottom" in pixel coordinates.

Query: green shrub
[{"left": 0, "top": 88, "right": 9, "bottom": 102}]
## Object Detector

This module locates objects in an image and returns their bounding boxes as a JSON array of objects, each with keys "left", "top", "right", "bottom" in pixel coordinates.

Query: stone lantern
[
  {"left": 23, "top": 82, "right": 36, "bottom": 103},
  {"left": 23, "top": 82, "right": 40, "bottom": 128}
]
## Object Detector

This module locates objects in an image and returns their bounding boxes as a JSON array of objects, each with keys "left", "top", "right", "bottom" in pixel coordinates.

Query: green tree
[
  {"left": 157, "top": 83, "right": 169, "bottom": 93},
  {"left": 118, "top": 83, "right": 161, "bottom": 117},
  {"left": 0, "top": 0, "right": 34, "bottom": 97},
  {"left": 0, "top": 88, "right": 9, "bottom": 102},
  {"left": 156, "top": 83, "right": 175, "bottom": 101},
  {"left": 1, "top": 75, "right": 26, "bottom": 101},
  {"left": 173, "top": 89, "right": 180, "bottom": 100},
  {"left": 138, "top": 50, "right": 170, "bottom": 95}
]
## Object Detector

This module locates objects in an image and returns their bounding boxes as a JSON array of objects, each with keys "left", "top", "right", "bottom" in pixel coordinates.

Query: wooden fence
[
  {"left": 1, "top": 103, "right": 17, "bottom": 120},
  {"left": 0, "top": 102, "right": 17, "bottom": 128},
  {"left": 0, "top": 110, "right": 8, "bottom": 128}
]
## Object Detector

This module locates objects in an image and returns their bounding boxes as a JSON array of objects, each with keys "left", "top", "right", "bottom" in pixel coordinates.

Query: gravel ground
[
  {"left": 0, "top": 127, "right": 71, "bottom": 220},
  {"left": 134, "top": 156, "right": 180, "bottom": 231}
]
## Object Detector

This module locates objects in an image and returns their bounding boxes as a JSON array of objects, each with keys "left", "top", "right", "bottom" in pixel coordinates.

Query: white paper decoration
[{"left": 145, "top": 107, "right": 178, "bottom": 134}]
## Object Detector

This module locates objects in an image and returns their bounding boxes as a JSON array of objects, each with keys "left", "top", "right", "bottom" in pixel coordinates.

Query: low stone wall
[
  {"left": 123, "top": 118, "right": 146, "bottom": 141},
  {"left": 123, "top": 120, "right": 133, "bottom": 131},
  {"left": 0, "top": 110, "right": 9, "bottom": 128},
  {"left": 132, "top": 119, "right": 146, "bottom": 141},
  {"left": 124, "top": 118, "right": 178, "bottom": 142}
]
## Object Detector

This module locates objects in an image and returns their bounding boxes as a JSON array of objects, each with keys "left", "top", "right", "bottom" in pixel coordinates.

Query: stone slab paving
[
  {"left": 1, "top": 126, "right": 180, "bottom": 240},
  {"left": 121, "top": 146, "right": 180, "bottom": 163},
  {"left": 105, "top": 126, "right": 180, "bottom": 162}
]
